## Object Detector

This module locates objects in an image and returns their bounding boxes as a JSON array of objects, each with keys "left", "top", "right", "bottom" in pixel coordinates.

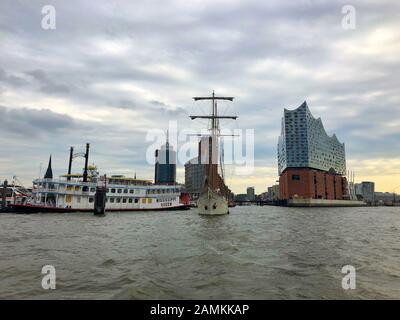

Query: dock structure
[
  {"left": 94, "top": 175, "right": 107, "bottom": 216},
  {"left": 1, "top": 180, "right": 7, "bottom": 209}
]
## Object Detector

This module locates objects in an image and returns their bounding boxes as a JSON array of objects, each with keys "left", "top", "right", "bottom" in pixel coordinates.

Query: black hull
[{"left": 5, "top": 204, "right": 191, "bottom": 214}]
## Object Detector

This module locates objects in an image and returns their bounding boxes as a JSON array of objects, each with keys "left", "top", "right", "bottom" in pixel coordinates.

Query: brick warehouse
[
  {"left": 279, "top": 168, "right": 347, "bottom": 200},
  {"left": 277, "top": 102, "right": 348, "bottom": 201}
]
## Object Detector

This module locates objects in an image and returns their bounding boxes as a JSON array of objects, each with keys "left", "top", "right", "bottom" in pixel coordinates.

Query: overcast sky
[{"left": 1, "top": 0, "right": 399, "bottom": 193}]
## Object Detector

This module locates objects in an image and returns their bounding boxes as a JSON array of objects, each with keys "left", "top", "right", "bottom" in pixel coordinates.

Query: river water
[{"left": 0, "top": 206, "right": 399, "bottom": 299}]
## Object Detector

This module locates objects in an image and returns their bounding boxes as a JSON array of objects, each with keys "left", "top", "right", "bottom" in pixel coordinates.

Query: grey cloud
[
  {"left": 26, "top": 69, "right": 70, "bottom": 94},
  {"left": 0, "top": 105, "right": 78, "bottom": 137},
  {"left": 149, "top": 100, "right": 187, "bottom": 115},
  {"left": 0, "top": 68, "right": 28, "bottom": 87},
  {"left": 0, "top": 0, "right": 399, "bottom": 190}
]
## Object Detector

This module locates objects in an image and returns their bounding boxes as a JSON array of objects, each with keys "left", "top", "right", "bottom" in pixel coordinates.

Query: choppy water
[{"left": 0, "top": 206, "right": 399, "bottom": 299}]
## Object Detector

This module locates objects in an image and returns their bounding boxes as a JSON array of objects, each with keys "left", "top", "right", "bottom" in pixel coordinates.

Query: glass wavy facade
[{"left": 278, "top": 101, "right": 346, "bottom": 175}]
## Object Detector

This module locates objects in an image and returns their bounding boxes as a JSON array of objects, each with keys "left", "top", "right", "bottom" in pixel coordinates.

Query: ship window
[
  {"left": 134, "top": 198, "right": 139, "bottom": 203},
  {"left": 117, "top": 189, "right": 122, "bottom": 194},
  {"left": 66, "top": 195, "right": 72, "bottom": 203},
  {"left": 89, "top": 197, "right": 94, "bottom": 203},
  {"left": 148, "top": 198, "right": 152, "bottom": 204},
  {"left": 116, "top": 198, "right": 121, "bottom": 203},
  {"left": 66, "top": 185, "right": 73, "bottom": 191},
  {"left": 90, "top": 188, "right": 95, "bottom": 192},
  {"left": 142, "top": 198, "right": 146, "bottom": 204},
  {"left": 106, "top": 188, "right": 109, "bottom": 193},
  {"left": 124, "top": 189, "right": 128, "bottom": 194},
  {"left": 77, "top": 197, "right": 81, "bottom": 203},
  {"left": 111, "top": 188, "right": 116, "bottom": 193},
  {"left": 75, "top": 186, "right": 80, "bottom": 191},
  {"left": 110, "top": 198, "right": 115, "bottom": 203},
  {"left": 122, "top": 198, "right": 127, "bottom": 203},
  {"left": 129, "top": 189, "right": 134, "bottom": 194},
  {"left": 292, "top": 175, "right": 300, "bottom": 181},
  {"left": 128, "top": 199, "right": 133, "bottom": 203}
]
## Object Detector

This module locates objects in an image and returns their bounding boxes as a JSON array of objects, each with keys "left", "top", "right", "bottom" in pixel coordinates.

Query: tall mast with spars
[{"left": 190, "top": 91, "right": 237, "bottom": 191}]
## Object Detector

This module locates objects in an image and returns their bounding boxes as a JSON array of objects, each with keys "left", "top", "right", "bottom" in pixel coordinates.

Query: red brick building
[{"left": 279, "top": 168, "right": 348, "bottom": 200}]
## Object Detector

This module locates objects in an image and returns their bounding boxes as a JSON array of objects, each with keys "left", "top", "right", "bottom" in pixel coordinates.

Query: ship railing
[
  {"left": 35, "top": 188, "right": 93, "bottom": 195},
  {"left": 35, "top": 187, "right": 58, "bottom": 193},
  {"left": 34, "top": 178, "right": 94, "bottom": 187}
]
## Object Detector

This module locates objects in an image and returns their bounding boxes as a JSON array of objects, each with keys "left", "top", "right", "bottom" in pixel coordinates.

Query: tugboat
[{"left": 190, "top": 91, "right": 237, "bottom": 215}]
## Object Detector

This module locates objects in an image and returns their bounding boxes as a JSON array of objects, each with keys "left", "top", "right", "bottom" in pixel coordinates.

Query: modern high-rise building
[
  {"left": 184, "top": 137, "right": 232, "bottom": 199},
  {"left": 154, "top": 136, "right": 176, "bottom": 185},
  {"left": 354, "top": 181, "right": 375, "bottom": 203},
  {"left": 247, "top": 187, "right": 255, "bottom": 201},
  {"left": 277, "top": 101, "right": 348, "bottom": 200},
  {"left": 184, "top": 157, "right": 206, "bottom": 198},
  {"left": 184, "top": 137, "right": 209, "bottom": 197}
]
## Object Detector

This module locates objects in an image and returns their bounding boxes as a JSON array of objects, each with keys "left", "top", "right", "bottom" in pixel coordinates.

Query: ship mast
[{"left": 190, "top": 91, "right": 237, "bottom": 192}]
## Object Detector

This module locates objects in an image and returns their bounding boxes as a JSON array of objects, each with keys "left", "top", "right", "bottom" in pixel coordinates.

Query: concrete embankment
[{"left": 287, "top": 199, "right": 366, "bottom": 207}]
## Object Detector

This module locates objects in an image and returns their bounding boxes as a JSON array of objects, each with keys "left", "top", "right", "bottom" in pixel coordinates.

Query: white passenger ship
[{"left": 8, "top": 174, "right": 189, "bottom": 213}]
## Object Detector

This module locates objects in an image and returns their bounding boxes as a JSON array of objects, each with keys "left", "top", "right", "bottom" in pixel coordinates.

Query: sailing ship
[{"left": 190, "top": 91, "right": 237, "bottom": 215}]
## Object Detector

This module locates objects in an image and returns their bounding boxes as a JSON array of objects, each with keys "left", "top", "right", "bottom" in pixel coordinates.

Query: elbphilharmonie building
[{"left": 277, "top": 102, "right": 348, "bottom": 201}]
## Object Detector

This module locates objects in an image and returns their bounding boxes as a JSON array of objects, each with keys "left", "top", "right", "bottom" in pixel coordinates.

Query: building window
[{"left": 292, "top": 175, "right": 300, "bottom": 181}]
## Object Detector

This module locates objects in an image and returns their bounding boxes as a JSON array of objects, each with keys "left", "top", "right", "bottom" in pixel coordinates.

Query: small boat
[
  {"left": 228, "top": 200, "right": 236, "bottom": 208},
  {"left": 1, "top": 177, "right": 32, "bottom": 212}
]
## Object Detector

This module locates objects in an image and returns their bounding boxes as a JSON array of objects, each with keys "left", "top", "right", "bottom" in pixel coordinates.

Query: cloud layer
[{"left": 0, "top": 0, "right": 399, "bottom": 193}]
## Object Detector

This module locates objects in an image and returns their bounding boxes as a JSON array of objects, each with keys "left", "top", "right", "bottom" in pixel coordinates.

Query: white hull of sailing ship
[{"left": 197, "top": 188, "right": 229, "bottom": 215}]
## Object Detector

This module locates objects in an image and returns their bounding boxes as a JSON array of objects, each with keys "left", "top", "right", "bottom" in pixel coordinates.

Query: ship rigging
[{"left": 190, "top": 91, "right": 238, "bottom": 215}]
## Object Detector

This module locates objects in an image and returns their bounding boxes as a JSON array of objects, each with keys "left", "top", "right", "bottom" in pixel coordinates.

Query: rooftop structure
[{"left": 278, "top": 101, "right": 346, "bottom": 176}]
